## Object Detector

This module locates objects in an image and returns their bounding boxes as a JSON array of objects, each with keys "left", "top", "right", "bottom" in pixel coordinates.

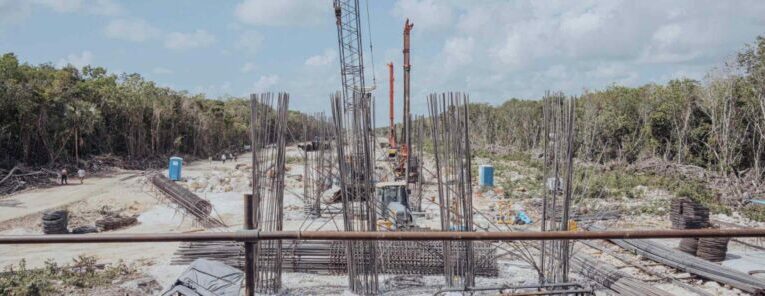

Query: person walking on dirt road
[
  {"left": 77, "top": 168, "right": 86, "bottom": 184},
  {"left": 60, "top": 168, "right": 68, "bottom": 185}
]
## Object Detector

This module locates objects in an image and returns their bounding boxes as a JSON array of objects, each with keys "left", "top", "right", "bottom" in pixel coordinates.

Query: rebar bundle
[
  {"left": 330, "top": 91, "right": 379, "bottom": 295},
  {"left": 571, "top": 253, "right": 672, "bottom": 296},
  {"left": 149, "top": 173, "right": 226, "bottom": 228},
  {"left": 539, "top": 92, "right": 576, "bottom": 284},
  {"left": 589, "top": 224, "right": 765, "bottom": 295},
  {"left": 426, "top": 92, "right": 475, "bottom": 288},
  {"left": 250, "top": 93, "right": 289, "bottom": 294}
]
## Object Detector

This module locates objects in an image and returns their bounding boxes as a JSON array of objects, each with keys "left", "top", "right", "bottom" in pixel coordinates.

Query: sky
[{"left": 2, "top": 0, "right": 765, "bottom": 125}]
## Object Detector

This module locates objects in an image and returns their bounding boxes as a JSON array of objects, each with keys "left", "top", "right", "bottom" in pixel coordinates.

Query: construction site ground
[{"left": 2, "top": 146, "right": 765, "bottom": 295}]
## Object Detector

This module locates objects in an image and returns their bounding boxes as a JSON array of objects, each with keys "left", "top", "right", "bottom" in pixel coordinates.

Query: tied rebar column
[
  {"left": 250, "top": 93, "right": 289, "bottom": 294},
  {"left": 331, "top": 91, "right": 379, "bottom": 295},
  {"left": 427, "top": 92, "right": 475, "bottom": 288},
  {"left": 539, "top": 92, "right": 576, "bottom": 285}
]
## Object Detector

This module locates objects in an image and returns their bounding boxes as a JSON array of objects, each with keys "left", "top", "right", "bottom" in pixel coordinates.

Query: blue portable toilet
[
  {"left": 168, "top": 156, "right": 183, "bottom": 181},
  {"left": 478, "top": 164, "right": 494, "bottom": 187}
]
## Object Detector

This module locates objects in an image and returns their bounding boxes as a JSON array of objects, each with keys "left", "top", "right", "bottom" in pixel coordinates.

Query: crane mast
[{"left": 333, "top": 0, "right": 367, "bottom": 108}]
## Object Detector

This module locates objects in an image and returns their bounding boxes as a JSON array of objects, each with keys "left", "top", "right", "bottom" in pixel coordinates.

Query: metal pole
[
  {"left": 244, "top": 193, "right": 254, "bottom": 296},
  {"left": 2, "top": 228, "right": 765, "bottom": 244}
]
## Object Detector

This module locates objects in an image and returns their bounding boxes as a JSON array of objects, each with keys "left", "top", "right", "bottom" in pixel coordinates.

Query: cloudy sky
[{"left": 2, "top": 0, "right": 765, "bottom": 123}]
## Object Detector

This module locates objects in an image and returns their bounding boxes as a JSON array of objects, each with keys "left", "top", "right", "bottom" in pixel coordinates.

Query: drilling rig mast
[
  {"left": 395, "top": 19, "right": 416, "bottom": 182},
  {"left": 387, "top": 62, "right": 397, "bottom": 154}
]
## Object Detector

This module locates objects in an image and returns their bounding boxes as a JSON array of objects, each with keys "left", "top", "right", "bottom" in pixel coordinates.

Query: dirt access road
[
  {"left": 0, "top": 156, "right": 253, "bottom": 288},
  {"left": 0, "top": 172, "right": 140, "bottom": 223}
]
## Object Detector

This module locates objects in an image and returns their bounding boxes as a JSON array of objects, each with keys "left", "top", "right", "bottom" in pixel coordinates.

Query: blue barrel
[
  {"left": 168, "top": 156, "right": 183, "bottom": 181},
  {"left": 479, "top": 164, "right": 494, "bottom": 187}
]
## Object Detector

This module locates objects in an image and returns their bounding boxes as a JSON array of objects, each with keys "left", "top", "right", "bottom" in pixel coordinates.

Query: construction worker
[
  {"left": 77, "top": 168, "right": 86, "bottom": 184},
  {"left": 60, "top": 168, "right": 68, "bottom": 185}
]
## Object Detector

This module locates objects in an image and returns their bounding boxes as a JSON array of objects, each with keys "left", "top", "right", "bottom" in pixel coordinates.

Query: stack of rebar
[
  {"left": 696, "top": 237, "right": 730, "bottom": 262},
  {"left": 670, "top": 198, "right": 714, "bottom": 256},
  {"left": 250, "top": 93, "right": 289, "bottom": 294},
  {"left": 149, "top": 174, "right": 225, "bottom": 228},
  {"left": 42, "top": 210, "right": 69, "bottom": 234},
  {"left": 172, "top": 240, "right": 498, "bottom": 276},
  {"left": 427, "top": 93, "right": 475, "bottom": 288},
  {"left": 670, "top": 198, "right": 710, "bottom": 229},
  {"left": 677, "top": 237, "right": 699, "bottom": 254}
]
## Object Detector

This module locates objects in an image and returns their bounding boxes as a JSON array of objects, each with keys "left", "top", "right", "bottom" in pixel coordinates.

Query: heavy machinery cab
[{"left": 375, "top": 181, "right": 413, "bottom": 229}]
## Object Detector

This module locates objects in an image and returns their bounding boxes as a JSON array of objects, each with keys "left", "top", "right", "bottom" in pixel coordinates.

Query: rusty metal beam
[
  {"left": 2, "top": 228, "right": 765, "bottom": 244},
  {"left": 243, "top": 193, "right": 254, "bottom": 296}
]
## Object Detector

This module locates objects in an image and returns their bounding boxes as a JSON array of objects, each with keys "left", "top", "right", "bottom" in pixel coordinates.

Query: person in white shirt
[{"left": 77, "top": 168, "right": 86, "bottom": 184}]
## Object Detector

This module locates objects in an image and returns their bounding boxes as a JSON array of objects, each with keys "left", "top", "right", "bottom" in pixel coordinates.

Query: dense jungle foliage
[
  {"left": 3, "top": 35, "right": 765, "bottom": 179},
  {"left": 0, "top": 53, "right": 315, "bottom": 169},
  {"left": 461, "top": 36, "right": 765, "bottom": 180}
]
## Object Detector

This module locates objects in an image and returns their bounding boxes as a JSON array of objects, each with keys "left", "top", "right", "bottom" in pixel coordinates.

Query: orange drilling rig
[{"left": 386, "top": 62, "right": 398, "bottom": 158}]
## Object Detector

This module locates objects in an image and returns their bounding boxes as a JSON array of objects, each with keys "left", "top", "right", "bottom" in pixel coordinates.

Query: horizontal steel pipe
[{"left": 1, "top": 228, "right": 765, "bottom": 244}]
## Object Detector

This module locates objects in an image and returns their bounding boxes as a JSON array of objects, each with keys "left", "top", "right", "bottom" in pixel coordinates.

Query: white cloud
[
  {"left": 164, "top": 30, "right": 216, "bottom": 50},
  {"left": 236, "top": 30, "right": 263, "bottom": 55},
  {"left": 35, "top": 0, "right": 121, "bottom": 15},
  {"left": 252, "top": 74, "right": 279, "bottom": 92},
  {"left": 104, "top": 19, "right": 160, "bottom": 42},
  {"left": 57, "top": 50, "right": 93, "bottom": 68},
  {"left": 152, "top": 67, "right": 173, "bottom": 75},
  {"left": 240, "top": 62, "right": 255, "bottom": 73},
  {"left": 402, "top": 0, "right": 765, "bottom": 113},
  {"left": 305, "top": 49, "right": 335, "bottom": 66},
  {"left": 235, "top": 0, "right": 330, "bottom": 27},
  {"left": 442, "top": 37, "right": 474, "bottom": 67},
  {"left": 392, "top": 0, "right": 454, "bottom": 32},
  {"left": 0, "top": 0, "right": 32, "bottom": 25}
]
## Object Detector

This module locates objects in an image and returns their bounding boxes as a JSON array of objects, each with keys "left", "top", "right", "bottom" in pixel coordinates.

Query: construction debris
[
  {"left": 95, "top": 215, "right": 137, "bottom": 231},
  {"left": 161, "top": 259, "right": 244, "bottom": 296}
]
